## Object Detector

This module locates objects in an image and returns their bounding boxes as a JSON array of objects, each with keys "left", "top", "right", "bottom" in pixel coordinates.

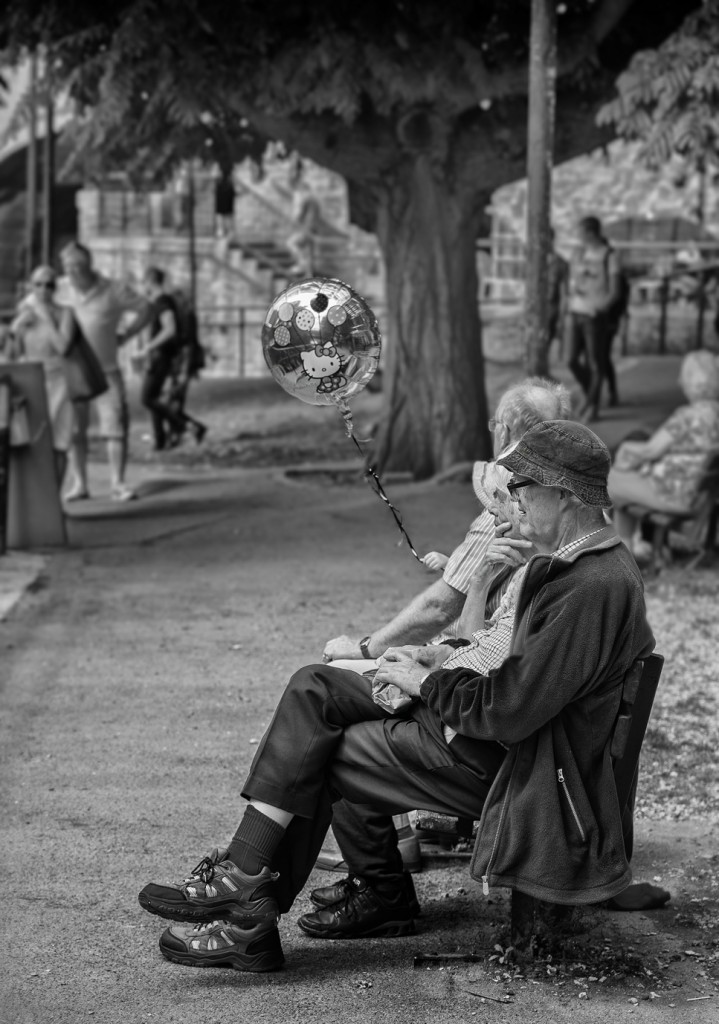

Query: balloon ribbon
[{"left": 334, "top": 396, "right": 422, "bottom": 563}]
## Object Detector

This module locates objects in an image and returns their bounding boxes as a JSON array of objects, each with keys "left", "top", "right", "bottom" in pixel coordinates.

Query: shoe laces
[
  {"left": 187, "top": 919, "right": 233, "bottom": 936},
  {"left": 185, "top": 853, "right": 219, "bottom": 885},
  {"left": 188, "top": 921, "right": 217, "bottom": 935},
  {"left": 334, "top": 884, "right": 374, "bottom": 923}
]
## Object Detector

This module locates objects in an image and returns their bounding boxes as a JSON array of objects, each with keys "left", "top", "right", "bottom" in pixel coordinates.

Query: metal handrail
[
  {"left": 203, "top": 251, "right": 270, "bottom": 290},
  {"left": 234, "top": 177, "right": 295, "bottom": 227}
]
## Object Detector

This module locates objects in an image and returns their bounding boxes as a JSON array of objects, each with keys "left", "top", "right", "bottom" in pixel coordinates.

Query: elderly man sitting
[{"left": 139, "top": 421, "right": 654, "bottom": 974}]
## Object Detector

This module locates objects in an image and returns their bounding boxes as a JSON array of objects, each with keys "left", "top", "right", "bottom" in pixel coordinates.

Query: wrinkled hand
[
  {"left": 471, "top": 522, "right": 532, "bottom": 584},
  {"left": 421, "top": 550, "right": 449, "bottom": 572},
  {"left": 322, "top": 634, "right": 363, "bottom": 663},
  {"left": 410, "top": 644, "right": 455, "bottom": 671},
  {"left": 373, "top": 653, "right": 429, "bottom": 698}
]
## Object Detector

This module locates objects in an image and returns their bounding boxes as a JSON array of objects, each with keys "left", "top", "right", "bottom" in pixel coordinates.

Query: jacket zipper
[
  {"left": 557, "top": 768, "right": 586, "bottom": 842},
  {"left": 481, "top": 580, "right": 541, "bottom": 896},
  {"left": 481, "top": 751, "right": 520, "bottom": 895}
]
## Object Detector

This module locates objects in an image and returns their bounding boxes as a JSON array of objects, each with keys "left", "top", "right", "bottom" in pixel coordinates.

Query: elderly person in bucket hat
[{"left": 138, "top": 421, "right": 654, "bottom": 975}]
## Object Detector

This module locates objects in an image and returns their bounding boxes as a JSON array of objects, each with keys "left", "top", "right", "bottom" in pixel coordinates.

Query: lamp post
[
  {"left": 41, "top": 53, "right": 55, "bottom": 266},
  {"left": 187, "top": 161, "right": 197, "bottom": 309},
  {"left": 524, "top": 0, "right": 557, "bottom": 377},
  {"left": 24, "top": 51, "right": 39, "bottom": 280}
]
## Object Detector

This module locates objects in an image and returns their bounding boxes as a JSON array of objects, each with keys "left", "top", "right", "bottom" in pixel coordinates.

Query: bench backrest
[
  {"left": 611, "top": 652, "right": 664, "bottom": 817},
  {"left": 510, "top": 651, "right": 665, "bottom": 941},
  {"left": 698, "top": 450, "right": 719, "bottom": 497}
]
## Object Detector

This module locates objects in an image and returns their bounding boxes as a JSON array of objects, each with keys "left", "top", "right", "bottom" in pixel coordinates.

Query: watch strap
[{"left": 359, "top": 635, "right": 372, "bottom": 659}]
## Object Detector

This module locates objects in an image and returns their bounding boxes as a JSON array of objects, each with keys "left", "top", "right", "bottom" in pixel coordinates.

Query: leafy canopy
[
  {"left": 598, "top": 0, "right": 719, "bottom": 170},
  {"left": 1, "top": 0, "right": 691, "bottom": 184}
]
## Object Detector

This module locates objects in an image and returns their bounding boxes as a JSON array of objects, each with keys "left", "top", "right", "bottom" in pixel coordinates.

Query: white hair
[
  {"left": 680, "top": 351, "right": 719, "bottom": 403},
  {"left": 497, "top": 377, "right": 572, "bottom": 440}
]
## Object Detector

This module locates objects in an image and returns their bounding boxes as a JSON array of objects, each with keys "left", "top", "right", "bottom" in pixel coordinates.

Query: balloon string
[{"left": 348, "top": 431, "right": 423, "bottom": 563}]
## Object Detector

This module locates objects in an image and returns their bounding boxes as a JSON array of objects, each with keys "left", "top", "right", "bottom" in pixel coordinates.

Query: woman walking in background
[
  {"left": 11, "top": 264, "right": 74, "bottom": 488},
  {"left": 141, "top": 267, "right": 185, "bottom": 450},
  {"left": 141, "top": 269, "right": 207, "bottom": 449},
  {"left": 165, "top": 289, "right": 207, "bottom": 447}
]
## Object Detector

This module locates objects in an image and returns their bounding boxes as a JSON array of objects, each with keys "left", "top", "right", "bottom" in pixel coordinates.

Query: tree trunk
[{"left": 371, "top": 158, "right": 492, "bottom": 478}]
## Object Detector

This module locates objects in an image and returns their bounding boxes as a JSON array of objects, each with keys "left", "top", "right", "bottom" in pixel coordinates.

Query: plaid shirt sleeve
[{"left": 440, "top": 618, "right": 514, "bottom": 674}]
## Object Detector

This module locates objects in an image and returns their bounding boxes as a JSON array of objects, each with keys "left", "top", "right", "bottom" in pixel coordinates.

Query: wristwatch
[{"left": 359, "top": 636, "right": 372, "bottom": 659}]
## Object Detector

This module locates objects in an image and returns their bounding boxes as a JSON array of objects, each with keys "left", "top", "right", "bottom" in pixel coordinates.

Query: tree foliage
[
  {"left": 598, "top": 0, "right": 719, "bottom": 170},
  {"left": 0, "top": 0, "right": 699, "bottom": 475},
  {"left": 2, "top": 1, "right": 696, "bottom": 196}
]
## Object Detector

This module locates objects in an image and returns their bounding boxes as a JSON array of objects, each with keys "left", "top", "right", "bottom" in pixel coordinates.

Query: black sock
[{"left": 226, "top": 804, "right": 286, "bottom": 875}]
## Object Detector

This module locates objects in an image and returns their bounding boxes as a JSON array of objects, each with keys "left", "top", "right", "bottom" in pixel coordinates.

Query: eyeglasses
[
  {"left": 489, "top": 418, "right": 506, "bottom": 432},
  {"left": 506, "top": 479, "right": 535, "bottom": 501},
  {"left": 32, "top": 279, "right": 56, "bottom": 290}
]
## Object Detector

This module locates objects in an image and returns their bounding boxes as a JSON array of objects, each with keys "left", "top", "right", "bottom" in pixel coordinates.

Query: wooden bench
[
  {"left": 415, "top": 655, "right": 664, "bottom": 945},
  {"left": 510, "top": 653, "right": 664, "bottom": 945},
  {"left": 623, "top": 451, "right": 719, "bottom": 573}
]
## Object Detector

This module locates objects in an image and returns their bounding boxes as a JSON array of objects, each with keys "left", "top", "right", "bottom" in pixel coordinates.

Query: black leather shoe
[
  {"left": 310, "top": 872, "right": 421, "bottom": 916},
  {"left": 298, "top": 875, "right": 417, "bottom": 939}
]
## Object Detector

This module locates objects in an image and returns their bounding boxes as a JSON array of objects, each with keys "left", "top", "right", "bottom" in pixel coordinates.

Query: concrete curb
[{"left": 0, "top": 551, "right": 48, "bottom": 621}]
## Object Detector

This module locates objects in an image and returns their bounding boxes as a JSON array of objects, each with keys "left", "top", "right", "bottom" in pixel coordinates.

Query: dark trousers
[
  {"left": 567, "top": 312, "right": 611, "bottom": 418},
  {"left": 242, "top": 665, "right": 506, "bottom": 912},
  {"left": 141, "top": 355, "right": 185, "bottom": 449},
  {"left": 604, "top": 322, "right": 619, "bottom": 405}
]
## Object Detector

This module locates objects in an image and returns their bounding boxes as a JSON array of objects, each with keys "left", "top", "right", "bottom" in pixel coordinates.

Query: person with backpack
[
  {"left": 567, "top": 215, "right": 622, "bottom": 422},
  {"left": 603, "top": 259, "right": 631, "bottom": 409},
  {"left": 141, "top": 270, "right": 208, "bottom": 450},
  {"left": 164, "top": 289, "right": 208, "bottom": 447}
]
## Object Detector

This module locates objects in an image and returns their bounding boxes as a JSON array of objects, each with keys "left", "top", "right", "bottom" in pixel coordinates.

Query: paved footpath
[
  {"left": 2, "top": 353, "right": 716, "bottom": 1024},
  {"left": 0, "top": 352, "right": 685, "bottom": 619}
]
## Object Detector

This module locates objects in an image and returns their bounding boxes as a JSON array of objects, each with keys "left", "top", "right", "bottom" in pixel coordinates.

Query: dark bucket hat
[{"left": 497, "top": 420, "right": 612, "bottom": 507}]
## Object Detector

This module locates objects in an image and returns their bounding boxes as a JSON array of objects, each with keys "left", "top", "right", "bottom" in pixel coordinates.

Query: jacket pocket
[{"left": 557, "top": 767, "right": 587, "bottom": 844}]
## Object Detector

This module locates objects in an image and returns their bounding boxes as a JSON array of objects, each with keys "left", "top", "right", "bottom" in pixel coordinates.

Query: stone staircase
[{"left": 75, "top": 153, "right": 385, "bottom": 375}]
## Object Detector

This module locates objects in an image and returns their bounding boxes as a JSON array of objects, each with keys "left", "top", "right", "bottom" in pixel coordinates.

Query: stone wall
[{"left": 490, "top": 141, "right": 719, "bottom": 262}]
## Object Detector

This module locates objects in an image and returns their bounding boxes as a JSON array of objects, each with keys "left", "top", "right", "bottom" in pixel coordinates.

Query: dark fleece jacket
[{"left": 419, "top": 527, "right": 655, "bottom": 904}]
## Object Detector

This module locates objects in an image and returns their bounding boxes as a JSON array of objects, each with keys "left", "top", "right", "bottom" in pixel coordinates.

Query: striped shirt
[{"left": 436, "top": 509, "right": 508, "bottom": 640}]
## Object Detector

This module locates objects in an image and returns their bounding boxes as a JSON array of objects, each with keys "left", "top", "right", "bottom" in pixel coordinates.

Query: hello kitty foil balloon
[{"left": 261, "top": 278, "right": 381, "bottom": 407}]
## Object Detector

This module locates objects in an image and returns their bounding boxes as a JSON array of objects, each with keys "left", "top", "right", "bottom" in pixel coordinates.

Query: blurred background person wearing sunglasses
[{"left": 10, "top": 265, "right": 75, "bottom": 489}]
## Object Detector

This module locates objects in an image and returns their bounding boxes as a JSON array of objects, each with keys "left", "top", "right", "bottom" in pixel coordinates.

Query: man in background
[
  {"left": 59, "top": 242, "right": 150, "bottom": 502},
  {"left": 567, "top": 215, "right": 621, "bottom": 423}
]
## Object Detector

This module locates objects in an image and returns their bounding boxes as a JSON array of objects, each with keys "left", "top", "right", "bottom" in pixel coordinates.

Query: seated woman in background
[
  {"left": 608, "top": 350, "right": 719, "bottom": 555},
  {"left": 10, "top": 264, "right": 74, "bottom": 488}
]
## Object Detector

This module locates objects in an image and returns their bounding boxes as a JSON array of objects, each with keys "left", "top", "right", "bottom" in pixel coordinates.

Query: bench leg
[
  {"left": 510, "top": 891, "right": 574, "bottom": 950},
  {"left": 651, "top": 522, "right": 671, "bottom": 573}
]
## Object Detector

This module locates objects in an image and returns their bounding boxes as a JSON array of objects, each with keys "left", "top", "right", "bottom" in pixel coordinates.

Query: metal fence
[{"left": 482, "top": 238, "right": 719, "bottom": 355}]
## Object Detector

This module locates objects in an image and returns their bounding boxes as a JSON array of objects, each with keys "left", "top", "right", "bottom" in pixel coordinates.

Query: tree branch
[
  {"left": 588, "top": 0, "right": 637, "bottom": 47},
  {"left": 461, "top": 0, "right": 643, "bottom": 102}
]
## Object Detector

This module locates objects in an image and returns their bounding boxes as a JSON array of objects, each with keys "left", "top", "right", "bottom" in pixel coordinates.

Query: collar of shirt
[{"left": 553, "top": 527, "right": 605, "bottom": 560}]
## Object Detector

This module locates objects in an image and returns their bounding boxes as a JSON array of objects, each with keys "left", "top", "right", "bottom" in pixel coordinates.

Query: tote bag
[{"left": 63, "top": 315, "right": 108, "bottom": 402}]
